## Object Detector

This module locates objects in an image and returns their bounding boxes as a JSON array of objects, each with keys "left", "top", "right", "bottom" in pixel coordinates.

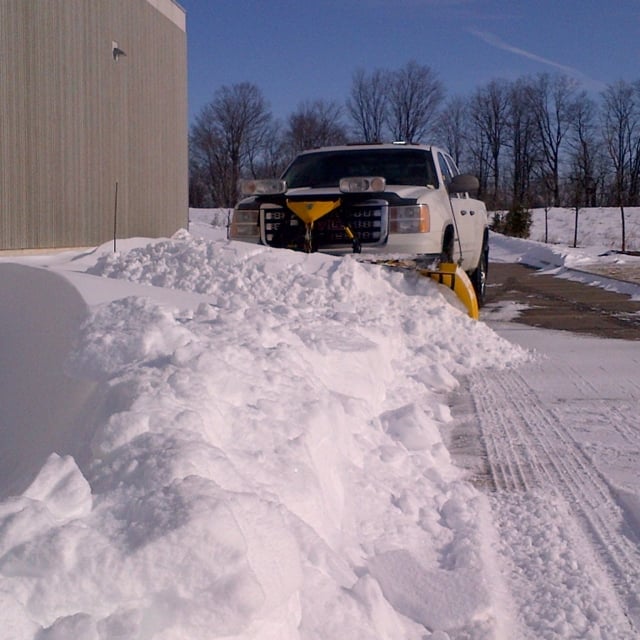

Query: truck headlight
[
  {"left": 239, "top": 179, "right": 287, "bottom": 196},
  {"left": 389, "top": 204, "right": 430, "bottom": 233},
  {"left": 229, "top": 208, "right": 260, "bottom": 239},
  {"left": 339, "top": 176, "right": 386, "bottom": 193}
]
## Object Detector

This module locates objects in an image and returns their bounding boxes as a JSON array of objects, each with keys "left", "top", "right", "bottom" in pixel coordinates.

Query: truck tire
[
  {"left": 470, "top": 242, "right": 488, "bottom": 307},
  {"left": 440, "top": 226, "right": 455, "bottom": 263}
]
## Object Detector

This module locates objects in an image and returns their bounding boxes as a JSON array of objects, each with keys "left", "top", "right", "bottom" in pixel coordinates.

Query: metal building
[{"left": 0, "top": 0, "right": 188, "bottom": 251}]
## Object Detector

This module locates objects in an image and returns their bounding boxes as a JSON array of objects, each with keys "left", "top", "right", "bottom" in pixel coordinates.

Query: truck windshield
[{"left": 282, "top": 148, "right": 438, "bottom": 189}]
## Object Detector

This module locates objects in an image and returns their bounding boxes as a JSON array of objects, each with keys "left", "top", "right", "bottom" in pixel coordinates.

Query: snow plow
[
  {"left": 424, "top": 262, "right": 480, "bottom": 320},
  {"left": 229, "top": 143, "right": 488, "bottom": 319},
  {"left": 364, "top": 257, "right": 480, "bottom": 320}
]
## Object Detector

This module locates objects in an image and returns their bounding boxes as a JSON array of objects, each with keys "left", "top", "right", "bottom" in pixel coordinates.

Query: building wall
[{"left": 0, "top": 0, "right": 188, "bottom": 250}]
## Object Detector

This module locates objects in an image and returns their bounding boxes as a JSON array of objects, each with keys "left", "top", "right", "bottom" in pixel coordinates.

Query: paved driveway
[{"left": 483, "top": 263, "right": 640, "bottom": 340}]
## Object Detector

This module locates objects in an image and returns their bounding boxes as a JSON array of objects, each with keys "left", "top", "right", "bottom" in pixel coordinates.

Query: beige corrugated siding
[{"left": 0, "top": 0, "right": 188, "bottom": 250}]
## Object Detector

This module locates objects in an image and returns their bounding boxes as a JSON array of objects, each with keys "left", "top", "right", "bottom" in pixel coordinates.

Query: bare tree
[
  {"left": 506, "top": 78, "right": 540, "bottom": 210},
  {"left": 527, "top": 73, "right": 580, "bottom": 206},
  {"left": 469, "top": 79, "right": 510, "bottom": 207},
  {"left": 189, "top": 114, "right": 225, "bottom": 206},
  {"left": 435, "top": 95, "right": 469, "bottom": 167},
  {"left": 632, "top": 80, "right": 640, "bottom": 204},
  {"left": 188, "top": 154, "right": 213, "bottom": 208},
  {"left": 346, "top": 68, "right": 389, "bottom": 142},
  {"left": 284, "top": 99, "right": 347, "bottom": 155},
  {"left": 601, "top": 80, "right": 640, "bottom": 251},
  {"left": 190, "top": 82, "right": 272, "bottom": 206},
  {"left": 244, "top": 120, "right": 292, "bottom": 178},
  {"left": 567, "top": 93, "right": 601, "bottom": 207},
  {"left": 465, "top": 113, "right": 492, "bottom": 202},
  {"left": 248, "top": 119, "right": 291, "bottom": 179},
  {"left": 386, "top": 60, "right": 445, "bottom": 143},
  {"left": 188, "top": 69, "right": 640, "bottom": 212}
]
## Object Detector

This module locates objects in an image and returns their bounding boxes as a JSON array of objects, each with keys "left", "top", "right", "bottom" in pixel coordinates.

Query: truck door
[{"left": 437, "top": 152, "right": 474, "bottom": 266}]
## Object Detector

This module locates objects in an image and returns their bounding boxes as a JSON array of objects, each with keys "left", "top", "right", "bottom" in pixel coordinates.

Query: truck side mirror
[{"left": 449, "top": 174, "right": 479, "bottom": 195}]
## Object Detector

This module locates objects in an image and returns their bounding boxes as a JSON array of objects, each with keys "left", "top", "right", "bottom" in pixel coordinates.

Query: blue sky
[{"left": 179, "top": 0, "right": 640, "bottom": 125}]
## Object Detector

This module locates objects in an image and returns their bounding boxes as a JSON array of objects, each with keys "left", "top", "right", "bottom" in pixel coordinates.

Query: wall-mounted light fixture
[{"left": 112, "top": 41, "right": 127, "bottom": 62}]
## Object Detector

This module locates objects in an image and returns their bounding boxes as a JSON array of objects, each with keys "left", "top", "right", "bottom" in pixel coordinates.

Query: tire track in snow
[{"left": 461, "top": 367, "right": 640, "bottom": 636}]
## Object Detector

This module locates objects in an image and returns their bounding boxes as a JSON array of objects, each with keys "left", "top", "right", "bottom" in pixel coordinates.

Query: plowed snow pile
[{"left": 0, "top": 230, "right": 527, "bottom": 639}]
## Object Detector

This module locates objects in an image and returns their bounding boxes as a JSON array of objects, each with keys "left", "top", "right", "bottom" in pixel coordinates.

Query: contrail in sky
[{"left": 469, "top": 29, "right": 606, "bottom": 91}]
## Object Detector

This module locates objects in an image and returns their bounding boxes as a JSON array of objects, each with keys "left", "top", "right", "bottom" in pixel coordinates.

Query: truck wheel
[
  {"left": 440, "top": 227, "right": 455, "bottom": 263},
  {"left": 470, "top": 243, "right": 488, "bottom": 307}
]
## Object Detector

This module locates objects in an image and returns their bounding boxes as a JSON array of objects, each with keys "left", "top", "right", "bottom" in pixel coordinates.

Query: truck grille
[{"left": 262, "top": 201, "right": 388, "bottom": 248}]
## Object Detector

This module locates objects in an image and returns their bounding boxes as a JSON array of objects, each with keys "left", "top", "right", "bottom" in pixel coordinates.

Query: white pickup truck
[{"left": 229, "top": 142, "right": 489, "bottom": 305}]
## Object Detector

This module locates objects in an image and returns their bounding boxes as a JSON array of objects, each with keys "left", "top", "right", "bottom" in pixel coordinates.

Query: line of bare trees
[{"left": 189, "top": 61, "right": 640, "bottom": 232}]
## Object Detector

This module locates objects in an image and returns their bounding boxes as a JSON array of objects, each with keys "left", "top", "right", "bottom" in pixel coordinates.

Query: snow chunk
[
  {"left": 22, "top": 453, "right": 92, "bottom": 521},
  {"left": 367, "top": 549, "right": 490, "bottom": 631}
]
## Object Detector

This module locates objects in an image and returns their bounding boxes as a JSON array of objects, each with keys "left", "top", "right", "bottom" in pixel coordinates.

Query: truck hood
[{"left": 284, "top": 184, "right": 435, "bottom": 201}]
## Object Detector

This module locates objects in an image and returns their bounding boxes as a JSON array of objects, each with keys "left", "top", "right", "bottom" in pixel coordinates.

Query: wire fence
[{"left": 526, "top": 207, "right": 640, "bottom": 252}]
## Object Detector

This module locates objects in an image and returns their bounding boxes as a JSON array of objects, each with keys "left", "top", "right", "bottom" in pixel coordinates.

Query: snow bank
[
  {"left": 0, "top": 265, "right": 96, "bottom": 500},
  {"left": 0, "top": 232, "right": 526, "bottom": 639}
]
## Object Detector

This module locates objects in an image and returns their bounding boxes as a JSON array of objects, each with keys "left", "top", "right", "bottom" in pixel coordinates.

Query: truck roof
[{"left": 296, "top": 142, "right": 439, "bottom": 155}]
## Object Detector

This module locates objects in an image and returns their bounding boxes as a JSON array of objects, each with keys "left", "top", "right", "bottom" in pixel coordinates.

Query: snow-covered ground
[
  {"left": 527, "top": 206, "right": 640, "bottom": 253},
  {"left": 0, "top": 208, "right": 638, "bottom": 639}
]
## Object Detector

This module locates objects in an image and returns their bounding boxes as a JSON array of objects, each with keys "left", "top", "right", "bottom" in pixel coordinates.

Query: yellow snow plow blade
[
  {"left": 418, "top": 262, "right": 479, "bottom": 320},
  {"left": 286, "top": 199, "right": 341, "bottom": 224}
]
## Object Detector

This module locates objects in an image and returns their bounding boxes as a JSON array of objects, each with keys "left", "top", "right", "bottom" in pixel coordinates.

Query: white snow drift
[{"left": 0, "top": 206, "right": 638, "bottom": 639}]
